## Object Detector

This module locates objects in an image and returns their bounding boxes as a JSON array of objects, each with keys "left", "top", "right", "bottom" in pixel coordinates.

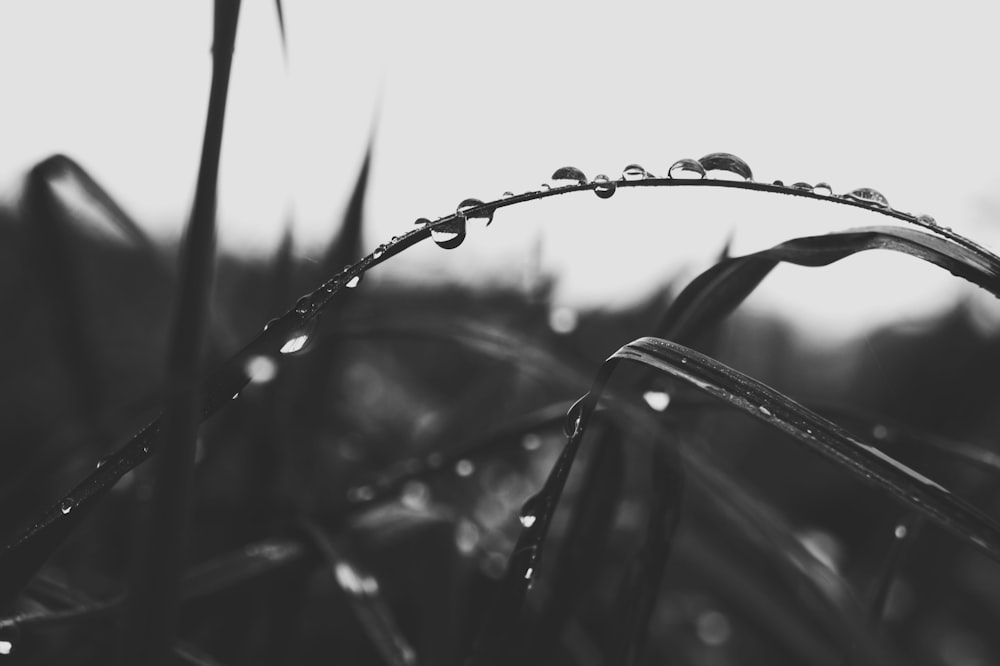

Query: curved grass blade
[
  {"left": 658, "top": 226, "right": 1000, "bottom": 344},
  {"left": 612, "top": 337, "right": 1000, "bottom": 562},
  {"left": 118, "top": 2, "right": 241, "bottom": 663},
  {"left": 298, "top": 519, "right": 417, "bottom": 666},
  {"left": 608, "top": 442, "right": 684, "bottom": 666},
  {"left": 525, "top": 420, "right": 625, "bottom": 664}
]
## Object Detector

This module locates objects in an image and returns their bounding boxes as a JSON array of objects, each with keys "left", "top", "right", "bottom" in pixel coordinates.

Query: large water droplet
[
  {"left": 792, "top": 182, "right": 813, "bottom": 191},
  {"left": 551, "top": 166, "right": 588, "bottom": 186},
  {"left": 430, "top": 218, "right": 467, "bottom": 250},
  {"left": 372, "top": 245, "right": 386, "bottom": 259},
  {"left": 813, "top": 182, "right": 833, "bottom": 196},
  {"left": 59, "top": 499, "right": 74, "bottom": 515},
  {"left": 668, "top": 158, "right": 707, "bottom": 179},
  {"left": 698, "top": 152, "right": 753, "bottom": 181},
  {"left": 294, "top": 295, "right": 313, "bottom": 315},
  {"left": 621, "top": 164, "right": 648, "bottom": 181},
  {"left": 642, "top": 390, "right": 671, "bottom": 412},
  {"left": 592, "top": 174, "right": 616, "bottom": 199},
  {"left": 345, "top": 274, "right": 362, "bottom": 289},
  {"left": 457, "top": 198, "right": 495, "bottom": 225},
  {"left": 845, "top": 187, "right": 890, "bottom": 208},
  {"left": 519, "top": 493, "right": 543, "bottom": 529},
  {"left": 916, "top": 214, "right": 938, "bottom": 227}
]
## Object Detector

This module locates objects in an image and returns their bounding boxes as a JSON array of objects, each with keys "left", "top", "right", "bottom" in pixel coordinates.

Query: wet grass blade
[
  {"left": 610, "top": 337, "right": 1000, "bottom": 562},
  {"left": 658, "top": 226, "right": 1000, "bottom": 344},
  {"left": 525, "top": 420, "right": 624, "bottom": 664},
  {"left": 608, "top": 442, "right": 684, "bottom": 666},
  {"left": 118, "top": 2, "right": 240, "bottom": 663},
  {"left": 298, "top": 519, "right": 418, "bottom": 666}
]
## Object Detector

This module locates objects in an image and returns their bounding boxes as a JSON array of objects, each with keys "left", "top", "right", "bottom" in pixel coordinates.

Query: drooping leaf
[{"left": 658, "top": 226, "right": 1000, "bottom": 345}]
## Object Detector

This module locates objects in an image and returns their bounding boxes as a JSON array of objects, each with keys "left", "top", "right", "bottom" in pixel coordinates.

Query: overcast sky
[{"left": 2, "top": 1, "right": 999, "bottom": 341}]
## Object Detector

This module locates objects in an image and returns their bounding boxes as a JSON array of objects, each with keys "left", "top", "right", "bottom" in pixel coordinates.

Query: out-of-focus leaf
[{"left": 659, "top": 226, "right": 1000, "bottom": 345}]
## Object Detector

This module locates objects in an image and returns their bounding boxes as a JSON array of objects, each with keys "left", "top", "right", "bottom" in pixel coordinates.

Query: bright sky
[{"left": 2, "top": 1, "right": 999, "bottom": 342}]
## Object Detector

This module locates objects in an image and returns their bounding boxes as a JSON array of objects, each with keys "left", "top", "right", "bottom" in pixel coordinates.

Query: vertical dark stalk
[{"left": 117, "top": 2, "right": 241, "bottom": 664}]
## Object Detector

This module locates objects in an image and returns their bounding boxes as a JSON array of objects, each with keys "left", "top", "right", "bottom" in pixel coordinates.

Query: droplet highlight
[
  {"left": 642, "top": 390, "right": 671, "bottom": 412},
  {"left": 592, "top": 174, "right": 616, "bottom": 199},
  {"left": 345, "top": 274, "right": 362, "bottom": 289},
  {"left": 845, "top": 187, "right": 890, "bottom": 208},
  {"left": 698, "top": 152, "right": 753, "bottom": 181},
  {"left": 564, "top": 395, "right": 587, "bottom": 437},
  {"left": 59, "top": 499, "right": 73, "bottom": 515},
  {"left": 813, "top": 182, "right": 833, "bottom": 196},
  {"left": 668, "top": 158, "right": 707, "bottom": 179},
  {"left": 621, "top": 164, "right": 648, "bottom": 181},
  {"left": 757, "top": 405, "right": 772, "bottom": 417},
  {"left": 551, "top": 166, "right": 588, "bottom": 186}
]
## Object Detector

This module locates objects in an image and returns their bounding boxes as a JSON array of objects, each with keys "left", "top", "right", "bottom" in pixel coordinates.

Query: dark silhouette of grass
[{"left": 3, "top": 8, "right": 1000, "bottom": 666}]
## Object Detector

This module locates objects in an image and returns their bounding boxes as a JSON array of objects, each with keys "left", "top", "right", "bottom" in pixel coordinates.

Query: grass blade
[
  {"left": 658, "top": 226, "right": 1000, "bottom": 344},
  {"left": 610, "top": 337, "right": 1000, "bottom": 562},
  {"left": 298, "top": 519, "right": 418, "bottom": 666},
  {"left": 323, "top": 134, "right": 373, "bottom": 276},
  {"left": 118, "top": 2, "right": 241, "bottom": 663},
  {"left": 525, "top": 420, "right": 625, "bottom": 664}
]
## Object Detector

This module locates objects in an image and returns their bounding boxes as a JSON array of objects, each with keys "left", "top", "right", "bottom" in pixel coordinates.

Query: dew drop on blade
[
  {"left": 621, "top": 163, "right": 648, "bottom": 181},
  {"left": 59, "top": 499, "right": 73, "bottom": 515},
  {"left": 457, "top": 198, "right": 495, "bottom": 225},
  {"left": 551, "top": 166, "right": 588, "bottom": 186},
  {"left": 502, "top": 191, "right": 514, "bottom": 198},
  {"left": 668, "top": 158, "right": 707, "bottom": 179},
  {"left": 845, "top": 187, "right": 890, "bottom": 208},
  {"left": 757, "top": 405, "right": 772, "bottom": 417},
  {"left": 280, "top": 317, "right": 318, "bottom": 355},
  {"left": 698, "top": 152, "right": 753, "bottom": 181},
  {"left": 592, "top": 174, "right": 617, "bottom": 199},
  {"left": 792, "top": 182, "right": 813, "bottom": 191},
  {"left": 539, "top": 183, "right": 551, "bottom": 191},
  {"left": 345, "top": 274, "right": 362, "bottom": 289},
  {"left": 414, "top": 217, "right": 431, "bottom": 226},
  {"left": 642, "top": 390, "right": 671, "bottom": 412},
  {"left": 772, "top": 180, "right": 785, "bottom": 186},
  {"left": 916, "top": 214, "right": 938, "bottom": 227},
  {"left": 372, "top": 245, "right": 385, "bottom": 259},
  {"left": 519, "top": 492, "right": 543, "bottom": 529},
  {"left": 813, "top": 182, "right": 833, "bottom": 196},
  {"left": 294, "top": 295, "right": 313, "bottom": 315},
  {"left": 431, "top": 218, "right": 467, "bottom": 250}
]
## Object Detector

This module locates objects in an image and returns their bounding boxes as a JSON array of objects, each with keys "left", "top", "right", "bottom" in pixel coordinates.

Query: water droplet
[
  {"left": 564, "top": 395, "right": 587, "bottom": 437},
  {"left": 142, "top": 444, "right": 150, "bottom": 454},
  {"left": 548, "top": 306, "right": 578, "bottom": 334},
  {"left": 916, "top": 214, "right": 938, "bottom": 227},
  {"left": 757, "top": 405, "right": 772, "bottom": 417},
  {"left": 348, "top": 485, "right": 375, "bottom": 503},
  {"left": 455, "top": 459, "right": 475, "bottom": 477},
  {"left": 430, "top": 218, "right": 467, "bottom": 250},
  {"left": 642, "top": 390, "right": 671, "bottom": 412},
  {"left": 668, "top": 158, "right": 707, "bottom": 179},
  {"left": 59, "top": 499, "right": 73, "bottom": 515},
  {"left": 894, "top": 524, "right": 908, "bottom": 539},
  {"left": 521, "top": 433, "right": 542, "bottom": 451},
  {"left": 345, "top": 274, "right": 362, "bottom": 289},
  {"left": 592, "top": 174, "right": 616, "bottom": 199},
  {"left": 414, "top": 217, "right": 431, "bottom": 226},
  {"left": 539, "top": 183, "right": 551, "bottom": 191},
  {"left": 772, "top": 180, "right": 785, "bottom": 186},
  {"left": 372, "top": 245, "right": 385, "bottom": 259},
  {"left": 551, "top": 166, "right": 588, "bottom": 186},
  {"left": 524, "top": 566, "right": 534, "bottom": 581},
  {"left": 294, "top": 296, "right": 313, "bottom": 315},
  {"left": 621, "top": 164, "right": 647, "bottom": 181},
  {"left": 792, "top": 182, "right": 813, "bottom": 191},
  {"left": 0, "top": 640, "right": 12, "bottom": 655},
  {"left": 698, "top": 152, "right": 753, "bottom": 181},
  {"left": 519, "top": 492, "right": 543, "bottom": 529},
  {"left": 813, "top": 182, "right": 833, "bottom": 196},
  {"left": 845, "top": 187, "right": 890, "bottom": 208},
  {"left": 502, "top": 191, "right": 514, "bottom": 198},
  {"left": 245, "top": 355, "right": 278, "bottom": 384},
  {"left": 96, "top": 456, "right": 108, "bottom": 469},
  {"left": 695, "top": 610, "right": 732, "bottom": 646}
]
